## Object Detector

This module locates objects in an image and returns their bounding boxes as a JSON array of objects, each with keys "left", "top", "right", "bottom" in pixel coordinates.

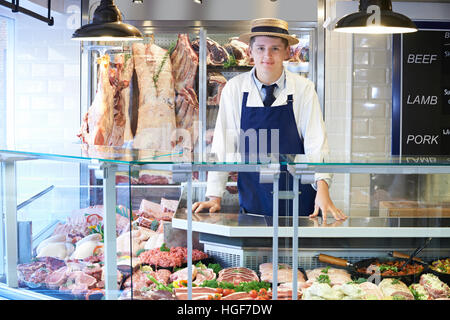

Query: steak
[
  {"left": 223, "top": 37, "right": 251, "bottom": 66},
  {"left": 217, "top": 267, "right": 259, "bottom": 285},
  {"left": 45, "top": 266, "right": 69, "bottom": 290},
  {"left": 191, "top": 37, "right": 229, "bottom": 66}
]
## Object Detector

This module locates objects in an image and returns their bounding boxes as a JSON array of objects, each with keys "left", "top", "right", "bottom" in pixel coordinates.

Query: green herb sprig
[{"left": 153, "top": 42, "right": 176, "bottom": 91}]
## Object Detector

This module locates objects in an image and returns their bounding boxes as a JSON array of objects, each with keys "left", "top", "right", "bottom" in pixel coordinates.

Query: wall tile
[
  {"left": 353, "top": 101, "right": 386, "bottom": 118},
  {"left": 354, "top": 51, "right": 369, "bottom": 65},
  {"left": 354, "top": 34, "right": 388, "bottom": 49},
  {"left": 350, "top": 174, "right": 370, "bottom": 187},
  {"left": 354, "top": 68, "right": 387, "bottom": 83},
  {"left": 352, "top": 136, "right": 387, "bottom": 153},
  {"left": 351, "top": 186, "right": 370, "bottom": 204},
  {"left": 370, "top": 85, "right": 391, "bottom": 100},
  {"left": 353, "top": 86, "right": 368, "bottom": 100},
  {"left": 352, "top": 119, "right": 369, "bottom": 135},
  {"left": 371, "top": 50, "right": 391, "bottom": 66},
  {"left": 370, "top": 118, "right": 389, "bottom": 135}
]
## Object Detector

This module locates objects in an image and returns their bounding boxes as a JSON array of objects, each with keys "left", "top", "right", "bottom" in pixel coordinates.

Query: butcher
[{"left": 193, "top": 18, "right": 346, "bottom": 221}]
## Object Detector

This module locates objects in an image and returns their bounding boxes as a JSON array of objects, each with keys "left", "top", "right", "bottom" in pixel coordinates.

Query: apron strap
[{"left": 242, "top": 92, "right": 249, "bottom": 107}]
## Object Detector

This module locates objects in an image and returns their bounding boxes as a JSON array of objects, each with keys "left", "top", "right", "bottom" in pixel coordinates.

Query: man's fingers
[
  {"left": 308, "top": 205, "right": 320, "bottom": 218},
  {"left": 327, "top": 207, "right": 347, "bottom": 220},
  {"left": 194, "top": 203, "right": 205, "bottom": 213}
]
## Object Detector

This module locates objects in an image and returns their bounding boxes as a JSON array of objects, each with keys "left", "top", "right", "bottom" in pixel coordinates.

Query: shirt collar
[{"left": 251, "top": 68, "right": 286, "bottom": 92}]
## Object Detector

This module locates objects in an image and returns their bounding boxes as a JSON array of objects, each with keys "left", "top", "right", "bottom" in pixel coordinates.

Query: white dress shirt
[
  {"left": 252, "top": 68, "right": 286, "bottom": 102},
  {"left": 206, "top": 67, "right": 331, "bottom": 199}
]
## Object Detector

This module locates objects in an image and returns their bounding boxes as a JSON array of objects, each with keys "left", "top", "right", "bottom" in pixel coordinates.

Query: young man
[{"left": 193, "top": 18, "right": 346, "bottom": 221}]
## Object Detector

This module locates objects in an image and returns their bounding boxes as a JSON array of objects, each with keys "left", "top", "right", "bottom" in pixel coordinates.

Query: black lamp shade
[
  {"left": 334, "top": 0, "right": 417, "bottom": 34},
  {"left": 72, "top": 0, "right": 143, "bottom": 41}
]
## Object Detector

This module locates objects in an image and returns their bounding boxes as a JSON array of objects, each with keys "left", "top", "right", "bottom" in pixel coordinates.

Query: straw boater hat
[{"left": 239, "top": 18, "right": 299, "bottom": 46}]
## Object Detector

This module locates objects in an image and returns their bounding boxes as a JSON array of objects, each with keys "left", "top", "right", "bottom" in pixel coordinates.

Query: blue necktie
[{"left": 262, "top": 84, "right": 277, "bottom": 107}]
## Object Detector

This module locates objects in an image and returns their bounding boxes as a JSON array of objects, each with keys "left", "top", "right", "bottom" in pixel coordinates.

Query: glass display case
[{"left": 1, "top": 146, "right": 450, "bottom": 300}]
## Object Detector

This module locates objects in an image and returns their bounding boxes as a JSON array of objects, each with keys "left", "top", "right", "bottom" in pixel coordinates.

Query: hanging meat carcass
[
  {"left": 170, "top": 33, "right": 198, "bottom": 92},
  {"left": 132, "top": 42, "right": 177, "bottom": 151},
  {"left": 170, "top": 34, "right": 200, "bottom": 153},
  {"left": 174, "top": 86, "right": 199, "bottom": 149},
  {"left": 78, "top": 54, "right": 116, "bottom": 146},
  {"left": 113, "top": 53, "right": 134, "bottom": 144}
]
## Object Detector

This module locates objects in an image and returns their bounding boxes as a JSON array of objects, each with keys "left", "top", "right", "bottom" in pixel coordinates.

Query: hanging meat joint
[
  {"left": 170, "top": 34, "right": 200, "bottom": 152},
  {"left": 132, "top": 41, "right": 177, "bottom": 151},
  {"left": 78, "top": 54, "right": 115, "bottom": 146}
]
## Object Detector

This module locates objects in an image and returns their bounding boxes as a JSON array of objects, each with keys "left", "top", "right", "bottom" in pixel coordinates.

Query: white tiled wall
[
  {"left": 325, "top": 0, "right": 393, "bottom": 216},
  {"left": 0, "top": 1, "right": 82, "bottom": 215}
]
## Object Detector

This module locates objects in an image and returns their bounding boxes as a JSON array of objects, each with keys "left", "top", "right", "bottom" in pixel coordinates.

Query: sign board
[{"left": 392, "top": 21, "right": 450, "bottom": 156}]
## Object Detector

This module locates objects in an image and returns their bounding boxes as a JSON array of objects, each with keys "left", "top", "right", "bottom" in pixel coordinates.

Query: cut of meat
[
  {"left": 193, "top": 268, "right": 216, "bottom": 286},
  {"left": 170, "top": 33, "right": 198, "bottom": 92},
  {"left": 358, "top": 281, "right": 384, "bottom": 300},
  {"left": 111, "top": 53, "right": 134, "bottom": 145},
  {"left": 174, "top": 287, "right": 217, "bottom": 300},
  {"left": 223, "top": 37, "right": 251, "bottom": 66},
  {"left": 123, "top": 268, "right": 156, "bottom": 291},
  {"left": 138, "top": 198, "right": 173, "bottom": 221},
  {"left": 419, "top": 273, "right": 450, "bottom": 299},
  {"left": 78, "top": 54, "right": 115, "bottom": 146},
  {"left": 169, "top": 266, "right": 197, "bottom": 283},
  {"left": 217, "top": 267, "right": 259, "bottom": 285},
  {"left": 174, "top": 86, "right": 199, "bottom": 151},
  {"left": 138, "top": 170, "right": 172, "bottom": 185},
  {"left": 160, "top": 198, "right": 179, "bottom": 213},
  {"left": 138, "top": 246, "right": 208, "bottom": 268},
  {"left": 259, "top": 263, "right": 306, "bottom": 284},
  {"left": 207, "top": 72, "right": 227, "bottom": 106},
  {"left": 221, "top": 291, "right": 253, "bottom": 300},
  {"left": 306, "top": 268, "right": 352, "bottom": 286},
  {"left": 132, "top": 42, "right": 176, "bottom": 151},
  {"left": 45, "top": 266, "right": 69, "bottom": 290},
  {"left": 60, "top": 270, "right": 98, "bottom": 297},
  {"left": 191, "top": 37, "right": 230, "bottom": 66},
  {"left": 156, "top": 269, "right": 172, "bottom": 285},
  {"left": 378, "top": 278, "right": 414, "bottom": 300}
]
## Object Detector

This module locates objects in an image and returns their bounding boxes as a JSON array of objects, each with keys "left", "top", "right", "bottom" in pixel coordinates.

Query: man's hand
[
  {"left": 309, "top": 180, "right": 347, "bottom": 221},
  {"left": 192, "top": 196, "right": 222, "bottom": 213}
]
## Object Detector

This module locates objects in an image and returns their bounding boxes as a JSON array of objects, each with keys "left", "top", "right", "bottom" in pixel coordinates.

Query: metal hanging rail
[{"left": 0, "top": 0, "right": 54, "bottom": 26}]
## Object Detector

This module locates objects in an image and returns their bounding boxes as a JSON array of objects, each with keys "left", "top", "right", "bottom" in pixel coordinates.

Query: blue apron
[{"left": 237, "top": 91, "right": 316, "bottom": 216}]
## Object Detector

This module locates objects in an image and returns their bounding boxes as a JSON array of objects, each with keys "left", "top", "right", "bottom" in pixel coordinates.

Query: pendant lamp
[
  {"left": 72, "top": 0, "right": 143, "bottom": 41},
  {"left": 334, "top": 0, "right": 417, "bottom": 34}
]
